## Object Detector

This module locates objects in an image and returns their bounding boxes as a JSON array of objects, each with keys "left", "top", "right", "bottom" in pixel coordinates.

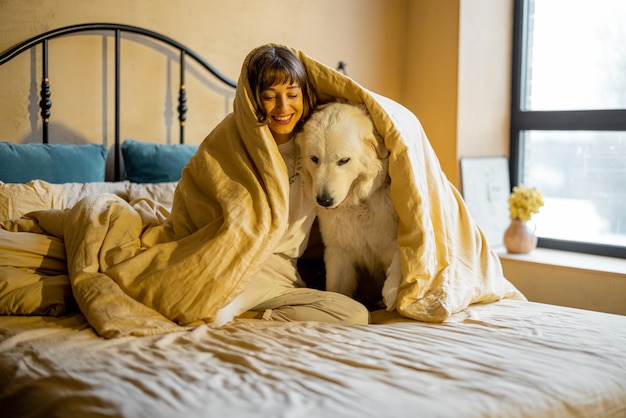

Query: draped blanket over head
[{"left": 0, "top": 45, "right": 523, "bottom": 338}]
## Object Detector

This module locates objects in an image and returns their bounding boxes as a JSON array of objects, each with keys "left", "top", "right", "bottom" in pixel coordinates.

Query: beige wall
[
  {"left": 0, "top": 0, "right": 407, "bottom": 91},
  {"left": 403, "top": 0, "right": 460, "bottom": 185},
  {"left": 0, "top": 0, "right": 512, "bottom": 189},
  {"left": 457, "top": 0, "right": 512, "bottom": 176},
  {"left": 402, "top": 0, "right": 512, "bottom": 187}
]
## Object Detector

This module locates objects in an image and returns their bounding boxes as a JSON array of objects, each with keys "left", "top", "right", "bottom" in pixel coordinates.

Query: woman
[{"left": 209, "top": 45, "right": 369, "bottom": 325}]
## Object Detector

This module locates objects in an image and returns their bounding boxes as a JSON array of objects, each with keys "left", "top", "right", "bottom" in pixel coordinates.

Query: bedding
[
  {"left": 0, "top": 180, "right": 177, "bottom": 318},
  {"left": 0, "top": 179, "right": 177, "bottom": 221},
  {"left": 2, "top": 24, "right": 626, "bottom": 418},
  {"left": 1, "top": 300, "right": 625, "bottom": 417}
]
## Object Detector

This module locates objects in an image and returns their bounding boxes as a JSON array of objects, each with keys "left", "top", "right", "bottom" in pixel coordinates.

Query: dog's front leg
[
  {"left": 324, "top": 248, "right": 359, "bottom": 297},
  {"left": 382, "top": 249, "right": 402, "bottom": 311}
]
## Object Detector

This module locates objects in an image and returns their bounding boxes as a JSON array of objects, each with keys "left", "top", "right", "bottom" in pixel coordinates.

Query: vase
[{"left": 503, "top": 219, "right": 537, "bottom": 254}]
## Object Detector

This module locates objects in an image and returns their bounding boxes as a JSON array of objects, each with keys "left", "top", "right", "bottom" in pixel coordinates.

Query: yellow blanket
[{"left": 0, "top": 45, "right": 523, "bottom": 337}]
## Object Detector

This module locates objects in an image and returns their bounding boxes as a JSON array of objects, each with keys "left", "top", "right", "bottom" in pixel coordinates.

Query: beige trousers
[{"left": 216, "top": 254, "right": 369, "bottom": 325}]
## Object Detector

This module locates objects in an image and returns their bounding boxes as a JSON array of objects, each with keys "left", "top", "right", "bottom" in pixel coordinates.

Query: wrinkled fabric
[{"left": 2, "top": 300, "right": 625, "bottom": 417}]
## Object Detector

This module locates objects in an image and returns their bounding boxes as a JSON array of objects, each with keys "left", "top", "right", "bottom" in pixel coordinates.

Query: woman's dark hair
[{"left": 247, "top": 45, "right": 317, "bottom": 129}]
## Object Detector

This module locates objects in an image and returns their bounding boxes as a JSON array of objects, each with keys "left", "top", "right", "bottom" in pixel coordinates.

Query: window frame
[{"left": 510, "top": 0, "right": 626, "bottom": 258}]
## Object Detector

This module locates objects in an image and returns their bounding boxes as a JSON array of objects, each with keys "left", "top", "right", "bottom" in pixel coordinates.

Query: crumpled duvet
[{"left": 0, "top": 44, "right": 524, "bottom": 338}]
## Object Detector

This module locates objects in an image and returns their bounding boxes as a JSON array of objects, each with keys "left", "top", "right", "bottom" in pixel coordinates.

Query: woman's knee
[
  {"left": 326, "top": 292, "right": 370, "bottom": 324},
  {"left": 259, "top": 289, "right": 370, "bottom": 324}
]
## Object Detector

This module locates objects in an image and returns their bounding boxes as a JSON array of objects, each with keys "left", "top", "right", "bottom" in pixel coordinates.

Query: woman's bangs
[{"left": 262, "top": 64, "right": 303, "bottom": 90}]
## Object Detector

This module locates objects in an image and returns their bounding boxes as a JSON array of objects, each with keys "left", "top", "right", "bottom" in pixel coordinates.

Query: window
[{"left": 510, "top": 0, "right": 626, "bottom": 258}]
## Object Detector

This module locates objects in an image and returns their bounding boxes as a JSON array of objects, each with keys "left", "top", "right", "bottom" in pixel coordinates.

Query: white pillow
[
  {"left": 0, "top": 180, "right": 128, "bottom": 221},
  {"left": 127, "top": 182, "right": 178, "bottom": 210}
]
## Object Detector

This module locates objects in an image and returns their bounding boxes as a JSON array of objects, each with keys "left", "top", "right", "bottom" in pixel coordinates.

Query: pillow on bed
[
  {"left": 127, "top": 181, "right": 178, "bottom": 209},
  {"left": 0, "top": 180, "right": 67, "bottom": 220},
  {"left": 0, "top": 142, "right": 108, "bottom": 183},
  {"left": 0, "top": 180, "right": 129, "bottom": 221},
  {"left": 122, "top": 139, "right": 198, "bottom": 183}
]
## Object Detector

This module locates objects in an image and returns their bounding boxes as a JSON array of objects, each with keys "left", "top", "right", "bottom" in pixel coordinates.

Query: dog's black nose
[{"left": 316, "top": 194, "right": 334, "bottom": 207}]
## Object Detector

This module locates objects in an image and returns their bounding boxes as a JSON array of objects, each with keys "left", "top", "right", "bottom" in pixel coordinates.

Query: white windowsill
[{"left": 494, "top": 246, "right": 626, "bottom": 276}]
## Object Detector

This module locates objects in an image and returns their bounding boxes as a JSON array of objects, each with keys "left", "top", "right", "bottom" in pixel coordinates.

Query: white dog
[{"left": 297, "top": 102, "right": 401, "bottom": 311}]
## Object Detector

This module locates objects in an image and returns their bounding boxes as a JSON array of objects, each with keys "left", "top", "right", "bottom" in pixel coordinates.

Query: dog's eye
[
  {"left": 338, "top": 158, "right": 351, "bottom": 166},
  {"left": 310, "top": 156, "right": 319, "bottom": 164}
]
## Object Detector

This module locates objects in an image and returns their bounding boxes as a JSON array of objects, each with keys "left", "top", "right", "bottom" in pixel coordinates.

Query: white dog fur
[{"left": 296, "top": 102, "right": 401, "bottom": 311}]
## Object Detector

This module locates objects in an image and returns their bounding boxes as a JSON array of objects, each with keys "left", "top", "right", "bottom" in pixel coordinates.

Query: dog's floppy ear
[
  {"left": 355, "top": 103, "right": 389, "bottom": 160},
  {"left": 367, "top": 130, "right": 389, "bottom": 160}
]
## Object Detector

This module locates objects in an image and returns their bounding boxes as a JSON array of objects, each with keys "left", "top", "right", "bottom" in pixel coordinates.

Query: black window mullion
[
  {"left": 513, "top": 109, "right": 626, "bottom": 131},
  {"left": 509, "top": 0, "right": 527, "bottom": 191}
]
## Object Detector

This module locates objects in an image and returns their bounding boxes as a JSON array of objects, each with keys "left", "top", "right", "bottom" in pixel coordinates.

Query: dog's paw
[
  {"left": 382, "top": 278, "right": 400, "bottom": 311},
  {"left": 382, "top": 270, "right": 401, "bottom": 311},
  {"left": 382, "top": 252, "right": 402, "bottom": 311}
]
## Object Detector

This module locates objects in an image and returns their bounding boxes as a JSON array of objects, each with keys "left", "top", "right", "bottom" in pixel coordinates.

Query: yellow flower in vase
[
  {"left": 504, "top": 185, "right": 544, "bottom": 254},
  {"left": 508, "top": 185, "right": 544, "bottom": 222}
]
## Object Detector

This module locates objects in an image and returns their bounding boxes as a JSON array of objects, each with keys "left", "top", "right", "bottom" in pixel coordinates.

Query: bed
[{"left": 1, "top": 24, "right": 626, "bottom": 418}]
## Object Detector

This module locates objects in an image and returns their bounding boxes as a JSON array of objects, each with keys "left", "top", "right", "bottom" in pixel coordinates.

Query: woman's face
[{"left": 260, "top": 82, "right": 303, "bottom": 145}]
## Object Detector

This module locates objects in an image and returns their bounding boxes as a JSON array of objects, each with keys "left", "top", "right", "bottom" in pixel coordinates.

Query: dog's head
[{"left": 296, "top": 102, "right": 389, "bottom": 210}]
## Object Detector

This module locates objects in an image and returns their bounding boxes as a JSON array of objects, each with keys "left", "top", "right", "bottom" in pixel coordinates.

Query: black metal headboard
[{"left": 0, "top": 23, "right": 237, "bottom": 181}]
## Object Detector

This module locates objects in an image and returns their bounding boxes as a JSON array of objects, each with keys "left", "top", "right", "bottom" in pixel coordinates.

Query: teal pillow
[
  {"left": 122, "top": 139, "right": 198, "bottom": 183},
  {"left": 0, "top": 142, "right": 108, "bottom": 183}
]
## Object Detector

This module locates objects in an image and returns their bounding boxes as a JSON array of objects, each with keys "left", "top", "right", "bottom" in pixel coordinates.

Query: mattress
[{"left": 1, "top": 299, "right": 625, "bottom": 418}]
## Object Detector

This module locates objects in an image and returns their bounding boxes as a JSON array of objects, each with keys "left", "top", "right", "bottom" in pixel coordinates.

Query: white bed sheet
[{"left": 1, "top": 299, "right": 625, "bottom": 418}]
